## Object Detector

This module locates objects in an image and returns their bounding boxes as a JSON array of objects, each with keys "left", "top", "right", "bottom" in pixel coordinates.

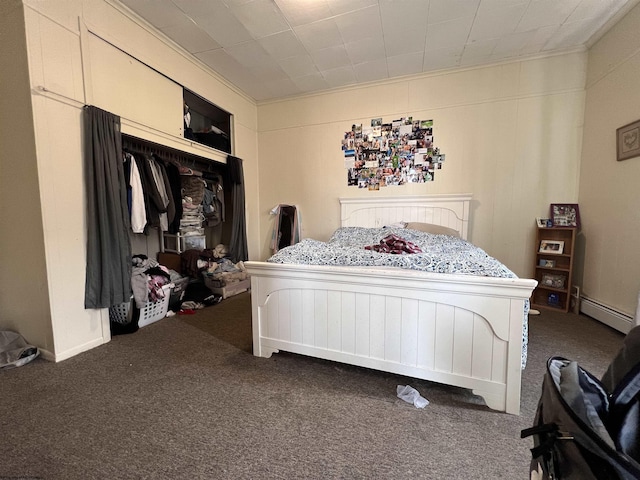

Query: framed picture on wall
[
  {"left": 550, "top": 204, "right": 581, "bottom": 228},
  {"left": 617, "top": 119, "right": 640, "bottom": 161}
]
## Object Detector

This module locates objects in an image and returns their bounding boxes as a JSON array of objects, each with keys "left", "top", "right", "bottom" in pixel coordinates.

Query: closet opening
[
  {"left": 117, "top": 134, "right": 247, "bottom": 331},
  {"left": 121, "top": 133, "right": 233, "bottom": 249}
]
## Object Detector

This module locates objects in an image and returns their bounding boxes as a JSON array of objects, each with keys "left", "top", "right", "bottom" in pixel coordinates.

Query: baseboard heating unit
[{"left": 580, "top": 296, "right": 634, "bottom": 334}]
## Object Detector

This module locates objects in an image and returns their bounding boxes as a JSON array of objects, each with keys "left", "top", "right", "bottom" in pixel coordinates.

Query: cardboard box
[{"left": 157, "top": 252, "right": 182, "bottom": 274}]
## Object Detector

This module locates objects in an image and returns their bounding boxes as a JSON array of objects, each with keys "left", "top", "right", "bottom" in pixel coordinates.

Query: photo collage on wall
[{"left": 342, "top": 117, "right": 445, "bottom": 189}]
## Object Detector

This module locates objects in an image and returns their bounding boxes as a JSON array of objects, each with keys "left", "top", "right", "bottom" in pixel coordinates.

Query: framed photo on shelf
[
  {"left": 536, "top": 217, "right": 552, "bottom": 228},
  {"left": 617, "top": 119, "right": 640, "bottom": 161},
  {"left": 538, "top": 259, "right": 556, "bottom": 268},
  {"left": 550, "top": 204, "right": 581, "bottom": 228},
  {"left": 541, "top": 273, "right": 566, "bottom": 289},
  {"left": 539, "top": 240, "right": 564, "bottom": 254}
]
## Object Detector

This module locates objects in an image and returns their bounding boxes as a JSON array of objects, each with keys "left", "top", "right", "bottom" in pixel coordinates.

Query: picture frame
[
  {"left": 541, "top": 273, "right": 566, "bottom": 289},
  {"left": 550, "top": 204, "right": 581, "bottom": 228},
  {"left": 536, "top": 217, "right": 552, "bottom": 228},
  {"left": 617, "top": 119, "right": 640, "bottom": 161},
  {"left": 538, "top": 259, "right": 556, "bottom": 268},
  {"left": 539, "top": 240, "right": 564, "bottom": 254}
]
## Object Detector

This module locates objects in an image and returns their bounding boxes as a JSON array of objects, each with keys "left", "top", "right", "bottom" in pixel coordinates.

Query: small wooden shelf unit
[{"left": 532, "top": 227, "right": 576, "bottom": 313}]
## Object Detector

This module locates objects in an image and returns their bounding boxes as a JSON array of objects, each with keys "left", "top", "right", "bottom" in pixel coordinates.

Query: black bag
[{"left": 522, "top": 326, "right": 640, "bottom": 479}]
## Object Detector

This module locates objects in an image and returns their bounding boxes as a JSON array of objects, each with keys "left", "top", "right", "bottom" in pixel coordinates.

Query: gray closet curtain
[
  {"left": 83, "top": 105, "right": 132, "bottom": 308},
  {"left": 227, "top": 155, "right": 248, "bottom": 262}
]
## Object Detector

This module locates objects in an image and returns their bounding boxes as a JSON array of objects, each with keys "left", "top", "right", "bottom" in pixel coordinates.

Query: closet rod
[
  {"left": 33, "top": 85, "right": 85, "bottom": 108},
  {"left": 122, "top": 134, "right": 220, "bottom": 172}
]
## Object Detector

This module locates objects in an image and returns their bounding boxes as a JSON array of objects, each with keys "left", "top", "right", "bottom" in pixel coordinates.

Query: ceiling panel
[
  {"left": 333, "top": 5, "right": 382, "bottom": 44},
  {"left": 427, "top": 0, "right": 480, "bottom": 24},
  {"left": 353, "top": 58, "right": 389, "bottom": 83},
  {"left": 118, "top": 0, "right": 640, "bottom": 101},
  {"left": 160, "top": 22, "right": 221, "bottom": 54},
  {"left": 426, "top": 17, "right": 474, "bottom": 51},
  {"left": 277, "top": 54, "right": 320, "bottom": 77},
  {"left": 192, "top": 12, "right": 253, "bottom": 48},
  {"left": 468, "top": 3, "right": 528, "bottom": 42},
  {"left": 257, "top": 30, "right": 307, "bottom": 60},
  {"left": 387, "top": 51, "right": 425, "bottom": 77},
  {"left": 310, "top": 44, "right": 351, "bottom": 71},
  {"left": 293, "top": 17, "right": 343, "bottom": 51},
  {"left": 345, "top": 36, "right": 386, "bottom": 64},
  {"left": 229, "top": 0, "right": 290, "bottom": 38},
  {"left": 291, "top": 72, "right": 330, "bottom": 93},
  {"left": 322, "top": 65, "right": 357, "bottom": 88}
]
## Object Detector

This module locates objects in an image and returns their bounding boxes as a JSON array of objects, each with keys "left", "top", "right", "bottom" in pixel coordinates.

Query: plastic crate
[
  {"left": 109, "top": 284, "right": 172, "bottom": 328},
  {"left": 162, "top": 233, "right": 206, "bottom": 254}
]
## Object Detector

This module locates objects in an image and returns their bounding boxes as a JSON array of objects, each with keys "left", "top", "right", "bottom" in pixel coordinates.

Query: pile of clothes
[
  {"left": 202, "top": 258, "right": 248, "bottom": 288},
  {"left": 111, "top": 254, "right": 175, "bottom": 335},
  {"left": 364, "top": 233, "right": 423, "bottom": 254},
  {"left": 130, "top": 254, "right": 173, "bottom": 308}
]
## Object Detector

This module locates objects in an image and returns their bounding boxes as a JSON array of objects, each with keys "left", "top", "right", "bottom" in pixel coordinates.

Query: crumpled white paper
[{"left": 397, "top": 385, "right": 429, "bottom": 408}]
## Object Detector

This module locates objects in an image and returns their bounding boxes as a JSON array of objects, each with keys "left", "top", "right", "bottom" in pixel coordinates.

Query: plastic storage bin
[
  {"left": 203, "top": 277, "right": 251, "bottom": 299},
  {"left": 162, "top": 233, "right": 206, "bottom": 254},
  {"left": 109, "top": 284, "right": 173, "bottom": 328}
]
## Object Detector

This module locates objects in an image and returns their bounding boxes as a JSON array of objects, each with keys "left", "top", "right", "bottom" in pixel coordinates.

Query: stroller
[{"left": 522, "top": 326, "right": 640, "bottom": 479}]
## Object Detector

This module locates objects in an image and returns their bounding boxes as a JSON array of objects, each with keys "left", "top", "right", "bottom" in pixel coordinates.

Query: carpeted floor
[
  {"left": 0, "top": 291, "right": 627, "bottom": 479},
  {"left": 180, "top": 291, "right": 253, "bottom": 353}
]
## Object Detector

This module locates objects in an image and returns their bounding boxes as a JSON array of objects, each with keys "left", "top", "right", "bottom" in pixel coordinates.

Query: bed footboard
[{"left": 245, "top": 262, "right": 537, "bottom": 415}]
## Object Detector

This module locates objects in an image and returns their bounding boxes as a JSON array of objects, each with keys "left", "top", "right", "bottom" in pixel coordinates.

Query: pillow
[
  {"left": 405, "top": 222, "right": 460, "bottom": 238},
  {"left": 384, "top": 222, "right": 407, "bottom": 229}
]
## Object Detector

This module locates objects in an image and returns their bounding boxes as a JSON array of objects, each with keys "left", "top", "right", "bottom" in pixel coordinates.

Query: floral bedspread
[{"left": 268, "top": 226, "right": 529, "bottom": 368}]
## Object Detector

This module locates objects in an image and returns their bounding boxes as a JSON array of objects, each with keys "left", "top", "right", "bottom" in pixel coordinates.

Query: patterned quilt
[
  {"left": 269, "top": 226, "right": 517, "bottom": 278},
  {"left": 268, "top": 226, "right": 529, "bottom": 368}
]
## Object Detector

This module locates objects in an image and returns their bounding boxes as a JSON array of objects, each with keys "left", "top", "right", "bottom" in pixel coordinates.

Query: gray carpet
[{"left": 0, "top": 292, "right": 626, "bottom": 479}]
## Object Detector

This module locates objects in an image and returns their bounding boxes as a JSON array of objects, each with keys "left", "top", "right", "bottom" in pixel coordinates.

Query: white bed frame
[{"left": 245, "top": 194, "right": 537, "bottom": 414}]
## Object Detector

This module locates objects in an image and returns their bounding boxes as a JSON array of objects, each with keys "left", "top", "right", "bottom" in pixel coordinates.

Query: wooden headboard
[{"left": 339, "top": 194, "right": 472, "bottom": 240}]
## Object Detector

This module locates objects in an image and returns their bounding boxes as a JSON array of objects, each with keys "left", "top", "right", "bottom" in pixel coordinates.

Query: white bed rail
[{"left": 246, "top": 262, "right": 537, "bottom": 414}]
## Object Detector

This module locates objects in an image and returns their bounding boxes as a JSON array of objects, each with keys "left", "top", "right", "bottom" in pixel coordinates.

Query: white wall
[
  {"left": 256, "top": 53, "right": 587, "bottom": 278},
  {"left": 16, "top": 0, "right": 259, "bottom": 360},
  {"left": 579, "top": 2, "right": 640, "bottom": 317},
  {"left": 0, "top": 0, "right": 54, "bottom": 352},
  {"left": 12, "top": 0, "right": 631, "bottom": 359}
]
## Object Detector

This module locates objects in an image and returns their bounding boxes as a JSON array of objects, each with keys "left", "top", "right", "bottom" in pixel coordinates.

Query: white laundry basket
[{"left": 109, "top": 284, "right": 173, "bottom": 328}]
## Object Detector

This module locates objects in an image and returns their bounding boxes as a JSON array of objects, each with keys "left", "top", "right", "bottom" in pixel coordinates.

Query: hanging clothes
[
  {"left": 202, "top": 176, "right": 224, "bottom": 227},
  {"left": 151, "top": 154, "right": 176, "bottom": 230},
  {"left": 163, "top": 159, "right": 183, "bottom": 234},
  {"left": 227, "top": 155, "right": 248, "bottom": 262},
  {"left": 125, "top": 153, "right": 147, "bottom": 234},
  {"left": 147, "top": 156, "right": 171, "bottom": 231},
  {"left": 133, "top": 154, "right": 165, "bottom": 232},
  {"left": 270, "top": 204, "right": 301, "bottom": 254}
]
